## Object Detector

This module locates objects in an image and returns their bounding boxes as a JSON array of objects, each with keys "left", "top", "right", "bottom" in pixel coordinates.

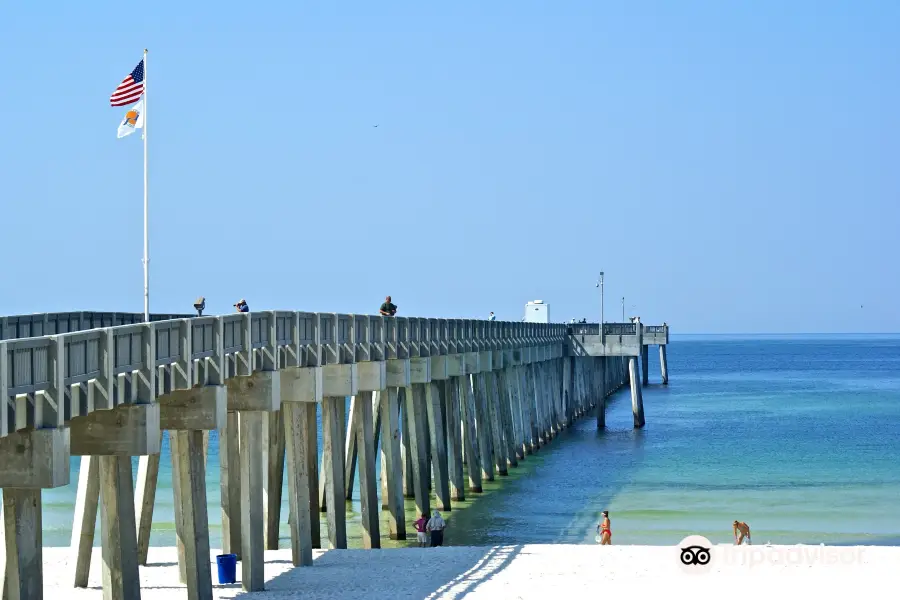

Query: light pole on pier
[
  {"left": 596, "top": 272, "right": 605, "bottom": 344},
  {"left": 622, "top": 296, "right": 625, "bottom": 322}
]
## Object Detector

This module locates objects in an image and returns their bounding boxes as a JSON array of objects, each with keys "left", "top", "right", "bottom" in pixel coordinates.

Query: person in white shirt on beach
[{"left": 427, "top": 510, "right": 446, "bottom": 547}]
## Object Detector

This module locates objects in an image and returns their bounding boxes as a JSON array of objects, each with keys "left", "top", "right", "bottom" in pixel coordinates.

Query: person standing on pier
[
  {"left": 234, "top": 299, "right": 249, "bottom": 313},
  {"left": 597, "top": 511, "right": 611, "bottom": 545},
  {"left": 427, "top": 510, "right": 447, "bottom": 547},
  {"left": 733, "top": 520, "right": 752, "bottom": 545},
  {"left": 489, "top": 312, "right": 496, "bottom": 321},
  {"left": 413, "top": 513, "right": 429, "bottom": 547},
  {"left": 379, "top": 295, "right": 397, "bottom": 316}
]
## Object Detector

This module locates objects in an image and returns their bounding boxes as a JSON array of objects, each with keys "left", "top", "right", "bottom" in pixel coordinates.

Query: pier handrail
[
  {"left": 0, "top": 311, "right": 194, "bottom": 340},
  {"left": 602, "top": 322, "right": 637, "bottom": 336}
]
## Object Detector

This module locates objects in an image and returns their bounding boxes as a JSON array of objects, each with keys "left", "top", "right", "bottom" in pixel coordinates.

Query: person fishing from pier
[
  {"left": 733, "top": 520, "right": 751, "bottom": 545},
  {"left": 379, "top": 295, "right": 397, "bottom": 317},
  {"left": 427, "top": 510, "right": 447, "bottom": 547},
  {"left": 596, "top": 511, "right": 611, "bottom": 545},
  {"left": 413, "top": 513, "right": 429, "bottom": 547}
]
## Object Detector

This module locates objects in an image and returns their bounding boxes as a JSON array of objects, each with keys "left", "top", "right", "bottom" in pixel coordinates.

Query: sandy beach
[{"left": 42, "top": 543, "right": 897, "bottom": 599}]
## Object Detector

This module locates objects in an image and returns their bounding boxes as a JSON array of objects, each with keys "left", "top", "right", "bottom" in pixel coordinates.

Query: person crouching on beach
[
  {"left": 733, "top": 520, "right": 751, "bottom": 545},
  {"left": 427, "top": 510, "right": 447, "bottom": 547},
  {"left": 596, "top": 511, "right": 611, "bottom": 545},
  {"left": 413, "top": 513, "right": 429, "bottom": 547}
]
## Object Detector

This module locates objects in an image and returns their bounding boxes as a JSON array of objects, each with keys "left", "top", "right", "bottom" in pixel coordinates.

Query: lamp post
[
  {"left": 596, "top": 272, "right": 605, "bottom": 343},
  {"left": 622, "top": 296, "right": 625, "bottom": 322}
]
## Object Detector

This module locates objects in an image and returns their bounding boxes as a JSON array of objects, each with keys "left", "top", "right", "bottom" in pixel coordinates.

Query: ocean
[{"left": 41, "top": 335, "right": 900, "bottom": 548}]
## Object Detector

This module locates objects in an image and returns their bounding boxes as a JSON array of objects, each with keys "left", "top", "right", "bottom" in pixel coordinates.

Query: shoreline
[{"left": 43, "top": 543, "right": 899, "bottom": 598}]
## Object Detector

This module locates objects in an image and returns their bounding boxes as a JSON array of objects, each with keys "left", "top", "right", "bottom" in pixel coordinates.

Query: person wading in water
[
  {"left": 596, "top": 511, "right": 611, "bottom": 545},
  {"left": 733, "top": 520, "right": 752, "bottom": 545}
]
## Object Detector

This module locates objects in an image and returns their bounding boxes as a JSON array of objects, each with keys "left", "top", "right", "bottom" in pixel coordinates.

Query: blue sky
[{"left": 1, "top": 1, "right": 897, "bottom": 333}]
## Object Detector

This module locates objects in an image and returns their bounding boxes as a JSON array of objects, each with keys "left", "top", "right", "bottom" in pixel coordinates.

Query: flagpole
[{"left": 142, "top": 48, "right": 149, "bottom": 322}]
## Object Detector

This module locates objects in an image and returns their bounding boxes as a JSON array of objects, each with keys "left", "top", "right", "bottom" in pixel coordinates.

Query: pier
[
  {"left": 0, "top": 309, "right": 668, "bottom": 600},
  {"left": 568, "top": 318, "right": 670, "bottom": 428}
]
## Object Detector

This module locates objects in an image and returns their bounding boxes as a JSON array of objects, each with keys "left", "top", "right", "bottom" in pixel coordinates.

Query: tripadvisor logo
[{"left": 677, "top": 535, "right": 714, "bottom": 574}]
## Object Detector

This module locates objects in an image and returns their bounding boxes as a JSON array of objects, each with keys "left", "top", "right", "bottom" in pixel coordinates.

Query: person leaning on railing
[{"left": 379, "top": 295, "right": 397, "bottom": 317}]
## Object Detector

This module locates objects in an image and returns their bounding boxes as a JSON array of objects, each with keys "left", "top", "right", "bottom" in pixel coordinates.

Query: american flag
[{"left": 109, "top": 59, "right": 144, "bottom": 107}]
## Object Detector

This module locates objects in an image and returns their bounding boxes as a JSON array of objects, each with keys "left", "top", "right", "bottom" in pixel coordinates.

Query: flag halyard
[{"left": 110, "top": 59, "right": 145, "bottom": 107}]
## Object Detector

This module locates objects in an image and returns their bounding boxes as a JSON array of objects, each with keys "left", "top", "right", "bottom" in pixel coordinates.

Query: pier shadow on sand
[{"left": 231, "top": 545, "right": 524, "bottom": 600}]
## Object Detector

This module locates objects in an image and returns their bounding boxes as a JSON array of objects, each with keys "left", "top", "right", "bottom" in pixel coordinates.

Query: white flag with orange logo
[{"left": 116, "top": 98, "right": 144, "bottom": 138}]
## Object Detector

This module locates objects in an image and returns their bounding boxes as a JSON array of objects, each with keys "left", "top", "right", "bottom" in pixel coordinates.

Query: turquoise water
[{"left": 42, "top": 335, "right": 900, "bottom": 547}]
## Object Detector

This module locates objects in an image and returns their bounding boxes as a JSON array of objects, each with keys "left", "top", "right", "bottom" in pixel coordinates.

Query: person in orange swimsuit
[{"left": 596, "top": 511, "right": 611, "bottom": 545}]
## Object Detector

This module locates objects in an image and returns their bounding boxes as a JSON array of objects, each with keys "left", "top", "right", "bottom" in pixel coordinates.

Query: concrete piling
[
  {"left": 629, "top": 358, "right": 645, "bottom": 428},
  {"left": 321, "top": 396, "right": 347, "bottom": 550},
  {"left": 660, "top": 345, "right": 669, "bottom": 385},
  {"left": 379, "top": 387, "right": 406, "bottom": 538},
  {"left": 459, "top": 374, "right": 483, "bottom": 493},
  {"left": 641, "top": 346, "right": 649, "bottom": 386}
]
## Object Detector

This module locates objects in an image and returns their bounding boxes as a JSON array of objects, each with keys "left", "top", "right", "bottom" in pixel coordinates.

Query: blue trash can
[{"left": 216, "top": 553, "right": 237, "bottom": 584}]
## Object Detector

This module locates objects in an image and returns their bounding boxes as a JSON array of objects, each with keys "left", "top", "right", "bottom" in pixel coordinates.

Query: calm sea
[{"left": 42, "top": 335, "right": 900, "bottom": 548}]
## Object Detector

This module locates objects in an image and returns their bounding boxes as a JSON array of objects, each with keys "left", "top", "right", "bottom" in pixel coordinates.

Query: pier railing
[
  {"left": 565, "top": 323, "right": 644, "bottom": 336},
  {"left": 0, "top": 311, "right": 569, "bottom": 438},
  {"left": 567, "top": 324, "right": 600, "bottom": 335},
  {"left": 0, "top": 311, "right": 193, "bottom": 340},
  {"left": 603, "top": 323, "right": 637, "bottom": 336}
]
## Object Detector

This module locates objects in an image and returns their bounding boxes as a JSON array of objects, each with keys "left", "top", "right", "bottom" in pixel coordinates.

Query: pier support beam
[
  {"left": 641, "top": 346, "right": 649, "bottom": 386},
  {"left": 343, "top": 396, "right": 361, "bottom": 501},
  {"left": 596, "top": 358, "right": 607, "bottom": 430},
  {"left": 563, "top": 358, "right": 573, "bottom": 427},
  {"left": 238, "top": 411, "right": 266, "bottom": 592},
  {"left": 495, "top": 369, "right": 518, "bottom": 470},
  {"left": 660, "top": 345, "right": 669, "bottom": 385},
  {"left": 485, "top": 372, "right": 507, "bottom": 477},
  {"left": 169, "top": 430, "right": 213, "bottom": 600},
  {"left": 472, "top": 373, "right": 494, "bottom": 482},
  {"left": 282, "top": 400, "right": 314, "bottom": 566},
  {"left": 219, "top": 412, "right": 241, "bottom": 558},
  {"left": 355, "top": 391, "right": 381, "bottom": 547},
  {"left": 227, "top": 370, "right": 281, "bottom": 593},
  {"left": 444, "top": 378, "right": 465, "bottom": 501},
  {"left": 1, "top": 427, "right": 69, "bottom": 600},
  {"left": 306, "top": 404, "right": 321, "bottom": 549},
  {"left": 379, "top": 387, "right": 406, "bottom": 539},
  {"left": 71, "top": 456, "right": 99, "bottom": 588},
  {"left": 3, "top": 489, "right": 42, "bottom": 600},
  {"left": 405, "top": 382, "right": 431, "bottom": 518},
  {"left": 426, "top": 383, "right": 451, "bottom": 511},
  {"left": 280, "top": 365, "right": 321, "bottom": 564},
  {"left": 458, "top": 374, "right": 482, "bottom": 493},
  {"left": 322, "top": 395, "right": 347, "bottom": 549},
  {"left": 629, "top": 357, "right": 645, "bottom": 428},
  {"left": 68, "top": 403, "right": 159, "bottom": 600},
  {"left": 98, "top": 455, "right": 141, "bottom": 600},
  {"left": 400, "top": 389, "right": 414, "bottom": 499},
  {"left": 263, "top": 410, "right": 286, "bottom": 551}
]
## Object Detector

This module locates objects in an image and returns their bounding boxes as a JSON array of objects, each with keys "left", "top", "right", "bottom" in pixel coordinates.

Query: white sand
[{"left": 41, "top": 544, "right": 898, "bottom": 599}]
